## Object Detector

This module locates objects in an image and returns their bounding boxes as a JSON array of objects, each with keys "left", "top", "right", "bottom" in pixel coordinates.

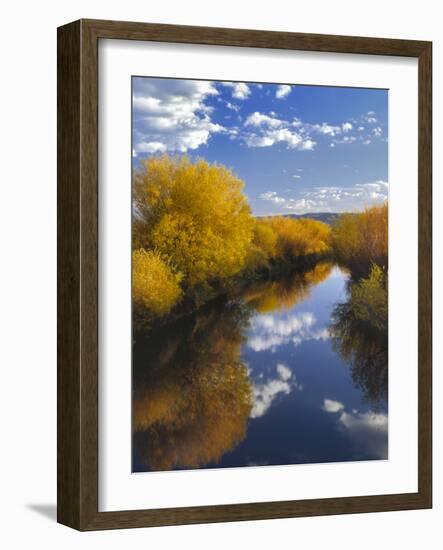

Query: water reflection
[
  {"left": 133, "top": 302, "right": 252, "bottom": 471},
  {"left": 329, "top": 279, "right": 388, "bottom": 408},
  {"left": 133, "top": 261, "right": 389, "bottom": 471},
  {"left": 250, "top": 363, "right": 301, "bottom": 418},
  {"left": 242, "top": 261, "right": 333, "bottom": 313}
]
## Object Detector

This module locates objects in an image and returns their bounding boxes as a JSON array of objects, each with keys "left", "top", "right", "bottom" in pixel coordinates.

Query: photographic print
[{"left": 131, "top": 77, "right": 388, "bottom": 473}]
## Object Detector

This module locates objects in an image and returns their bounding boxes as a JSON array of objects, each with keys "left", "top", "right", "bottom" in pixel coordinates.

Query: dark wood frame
[{"left": 57, "top": 18, "right": 432, "bottom": 531}]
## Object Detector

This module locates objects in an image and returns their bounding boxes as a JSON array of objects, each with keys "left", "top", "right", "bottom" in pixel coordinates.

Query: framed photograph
[{"left": 57, "top": 19, "right": 432, "bottom": 530}]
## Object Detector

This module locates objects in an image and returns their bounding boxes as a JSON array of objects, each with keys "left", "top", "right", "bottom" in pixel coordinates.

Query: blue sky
[{"left": 132, "top": 77, "right": 388, "bottom": 216}]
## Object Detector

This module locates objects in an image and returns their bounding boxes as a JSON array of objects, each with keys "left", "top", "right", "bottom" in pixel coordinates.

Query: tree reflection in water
[
  {"left": 133, "top": 262, "right": 388, "bottom": 471},
  {"left": 133, "top": 301, "right": 252, "bottom": 471},
  {"left": 133, "top": 262, "right": 335, "bottom": 471},
  {"left": 242, "top": 261, "right": 333, "bottom": 313},
  {"left": 330, "top": 270, "right": 388, "bottom": 409}
]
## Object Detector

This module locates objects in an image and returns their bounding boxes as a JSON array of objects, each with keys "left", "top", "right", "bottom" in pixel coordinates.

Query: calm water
[{"left": 132, "top": 262, "right": 388, "bottom": 472}]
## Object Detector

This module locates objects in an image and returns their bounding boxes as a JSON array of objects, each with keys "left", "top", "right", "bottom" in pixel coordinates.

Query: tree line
[{"left": 132, "top": 154, "right": 388, "bottom": 322}]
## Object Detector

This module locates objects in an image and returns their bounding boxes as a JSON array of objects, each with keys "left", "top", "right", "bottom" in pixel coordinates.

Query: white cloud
[
  {"left": 301, "top": 139, "right": 316, "bottom": 150},
  {"left": 338, "top": 410, "right": 388, "bottom": 458},
  {"left": 133, "top": 78, "right": 386, "bottom": 157},
  {"left": 134, "top": 141, "right": 167, "bottom": 154},
  {"left": 276, "top": 363, "right": 292, "bottom": 381},
  {"left": 276, "top": 84, "right": 292, "bottom": 99},
  {"left": 223, "top": 82, "right": 251, "bottom": 99},
  {"left": 243, "top": 111, "right": 321, "bottom": 151},
  {"left": 245, "top": 135, "right": 277, "bottom": 148},
  {"left": 250, "top": 363, "right": 300, "bottom": 418},
  {"left": 244, "top": 125, "right": 316, "bottom": 151},
  {"left": 372, "top": 126, "right": 383, "bottom": 137},
  {"left": 259, "top": 180, "right": 388, "bottom": 214},
  {"left": 248, "top": 312, "right": 329, "bottom": 352},
  {"left": 315, "top": 123, "right": 341, "bottom": 136},
  {"left": 133, "top": 78, "right": 224, "bottom": 154},
  {"left": 321, "top": 402, "right": 388, "bottom": 458},
  {"left": 245, "top": 112, "right": 283, "bottom": 128},
  {"left": 322, "top": 398, "right": 345, "bottom": 413},
  {"left": 333, "top": 135, "right": 358, "bottom": 145},
  {"left": 282, "top": 198, "right": 319, "bottom": 211},
  {"left": 292, "top": 174, "right": 302, "bottom": 179},
  {"left": 225, "top": 101, "right": 240, "bottom": 112},
  {"left": 339, "top": 411, "right": 388, "bottom": 432},
  {"left": 259, "top": 191, "right": 286, "bottom": 204}
]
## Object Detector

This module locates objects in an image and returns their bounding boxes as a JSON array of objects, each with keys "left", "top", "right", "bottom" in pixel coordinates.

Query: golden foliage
[
  {"left": 246, "top": 218, "right": 278, "bottom": 270},
  {"left": 243, "top": 262, "right": 333, "bottom": 313},
  {"left": 266, "top": 217, "right": 332, "bottom": 261},
  {"left": 133, "top": 304, "right": 252, "bottom": 470},
  {"left": 132, "top": 248, "right": 183, "bottom": 317},
  {"left": 332, "top": 203, "right": 388, "bottom": 274},
  {"left": 133, "top": 155, "right": 254, "bottom": 286}
]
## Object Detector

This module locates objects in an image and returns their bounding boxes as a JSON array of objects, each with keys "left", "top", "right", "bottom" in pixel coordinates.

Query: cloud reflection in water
[{"left": 248, "top": 312, "right": 329, "bottom": 353}]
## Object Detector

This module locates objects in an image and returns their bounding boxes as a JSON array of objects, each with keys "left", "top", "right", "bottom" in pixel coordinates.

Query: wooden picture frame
[{"left": 57, "top": 18, "right": 432, "bottom": 530}]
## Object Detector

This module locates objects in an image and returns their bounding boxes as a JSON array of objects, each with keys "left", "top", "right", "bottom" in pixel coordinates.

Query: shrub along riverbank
[{"left": 132, "top": 154, "right": 388, "bottom": 325}]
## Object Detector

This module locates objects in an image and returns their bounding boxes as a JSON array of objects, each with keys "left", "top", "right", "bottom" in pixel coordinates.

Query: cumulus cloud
[
  {"left": 134, "top": 141, "right": 166, "bottom": 154},
  {"left": 259, "top": 191, "right": 286, "bottom": 204},
  {"left": 223, "top": 82, "right": 251, "bottom": 99},
  {"left": 338, "top": 410, "right": 388, "bottom": 458},
  {"left": 132, "top": 77, "right": 224, "bottom": 155},
  {"left": 314, "top": 123, "right": 341, "bottom": 136},
  {"left": 259, "top": 180, "right": 388, "bottom": 213},
  {"left": 245, "top": 112, "right": 284, "bottom": 128},
  {"left": 250, "top": 363, "right": 300, "bottom": 418},
  {"left": 322, "top": 399, "right": 345, "bottom": 413},
  {"left": 225, "top": 101, "right": 240, "bottom": 112},
  {"left": 276, "top": 84, "right": 292, "bottom": 99},
  {"left": 248, "top": 312, "right": 329, "bottom": 353},
  {"left": 322, "top": 400, "right": 388, "bottom": 458},
  {"left": 372, "top": 127, "right": 383, "bottom": 137},
  {"left": 276, "top": 363, "right": 292, "bottom": 381},
  {"left": 132, "top": 78, "right": 386, "bottom": 158},
  {"left": 242, "top": 111, "right": 316, "bottom": 150},
  {"left": 244, "top": 127, "right": 316, "bottom": 151}
]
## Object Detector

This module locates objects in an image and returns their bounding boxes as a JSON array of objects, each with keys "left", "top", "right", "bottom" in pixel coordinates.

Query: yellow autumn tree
[
  {"left": 132, "top": 248, "right": 183, "bottom": 318},
  {"left": 245, "top": 218, "right": 278, "bottom": 270},
  {"left": 133, "top": 155, "right": 254, "bottom": 287},
  {"left": 267, "top": 216, "right": 332, "bottom": 260},
  {"left": 332, "top": 202, "right": 388, "bottom": 274}
]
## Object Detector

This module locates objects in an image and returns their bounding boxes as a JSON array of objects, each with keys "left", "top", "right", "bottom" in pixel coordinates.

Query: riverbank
[{"left": 133, "top": 253, "right": 334, "bottom": 331}]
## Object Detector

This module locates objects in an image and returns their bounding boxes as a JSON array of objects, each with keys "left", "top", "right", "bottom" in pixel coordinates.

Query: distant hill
[
  {"left": 258, "top": 212, "right": 344, "bottom": 225},
  {"left": 283, "top": 212, "right": 342, "bottom": 225}
]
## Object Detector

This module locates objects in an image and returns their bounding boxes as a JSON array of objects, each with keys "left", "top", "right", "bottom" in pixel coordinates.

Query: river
[{"left": 132, "top": 261, "right": 388, "bottom": 472}]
